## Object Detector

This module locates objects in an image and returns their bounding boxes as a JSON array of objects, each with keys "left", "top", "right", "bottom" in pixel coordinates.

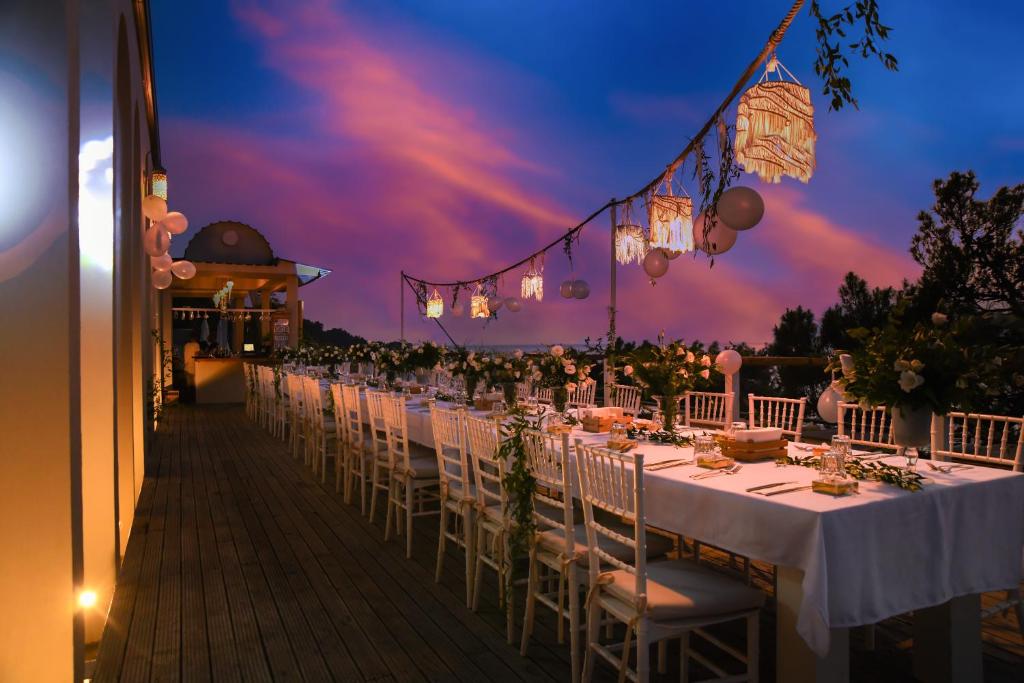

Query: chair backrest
[
  {"left": 364, "top": 389, "right": 389, "bottom": 459},
  {"left": 568, "top": 381, "right": 596, "bottom": 408},
  {"left": 684, "top": 391, "right": 732, "bottom": 428},
  {"left": 340, "top": 384, "right": 365, "bottom": 447},
  {"left": 303, "top": 375, "right": 325, "bottom": 431},
  {"left": 465, "top": 415, "right": 506, "bottom": 517},
  {"left": 430, "top": 405, "right": 471, "bottom": 497},
  {"left": 536, "top": 387, "right": 553, "bottom": 403},
  {"left": 286, "top": 373, "right": 305, "bottom": 417},
  {"left": 748, "top": 394, "right": 807, "bottom": 441},
  {"left": 837, "top": 401, "right": 895, "bottom": 450},
  {"left": 516, "top": 381, "right": 532, "bottom": 401},
  {"left": 610, "top": 384, "right": 642, "bottom": 416},
  {"left": 573, "top": 440, "right": 646, "bottom": 603},
  {"left": 933, "top": 412, "right": 1024, "bottom": 471},
  {"left": 382, "top": 393, "right": 412, "bottom": 471},
  {"left": 523, "top": 430, "right": 574, "bottom": 557},
  {"left": 329, "top": 382, "right": 346, "bottom": 441}
]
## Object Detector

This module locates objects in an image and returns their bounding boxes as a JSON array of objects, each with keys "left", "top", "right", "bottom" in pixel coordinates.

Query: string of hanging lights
[{"left": 402, "top": 0, "right": 812, "bottom": 324}]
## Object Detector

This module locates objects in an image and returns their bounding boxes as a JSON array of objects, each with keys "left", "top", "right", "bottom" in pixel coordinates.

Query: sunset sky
[{"left": 154, "top": 0, "right": 1023, "bottom": 348}]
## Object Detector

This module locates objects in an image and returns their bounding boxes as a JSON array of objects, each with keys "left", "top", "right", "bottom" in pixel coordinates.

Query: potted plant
[
  {"left": 622, "top": 340, "right": 718, "bottom": 429},
  {"left": 829, "top": 311, "right": 982, "bottom": 447}
]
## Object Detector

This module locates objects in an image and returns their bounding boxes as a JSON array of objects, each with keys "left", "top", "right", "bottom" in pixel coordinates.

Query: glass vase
[
  {"left": 502, "top": 382, "right": 517, "bottom": 408},
  {"left": 552, "top": 387, "right": 568, "bottom": 414}
]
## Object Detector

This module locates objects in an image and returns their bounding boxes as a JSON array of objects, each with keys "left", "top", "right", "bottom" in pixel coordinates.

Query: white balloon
[
  {"left": 559, "top": 280, "right": 574, "bottom": 298},
  {"left": 162, "top": 211, "right": 189, "bottom": 234},
  {"left": 150, "top": 253, "right": 173, "bottom": 271},
  {"left": 142, "top": 194, "right": 168, "bottom": 222},
  {"left": 817, "top": 382, "right": 842, "bottom": 424},
  {"left": 571, "top": 280, "right": 590, "bottom": 299},
  {"left": 152, "top": 268, "right": 173, "bottom": 289},
  {"left": 717, "top": 186, "right": 764, "bottom": 231},
  {"left": 171, "top": 259, "right": 197, "bottom": 280},
  {"left": 693, "top": 212, "right": 737, "bottom": 255},
  {"left": 643, "top": 249, "right": 669, "bottom": 278},
  {"left": 143, "top": 224, "right": 171, "bottom": 257},
  {"left": 451, "top": 303, "right": 465, "bottom": 317},
  {"left": 505, "top": 297, "right": 522, "bottom": 312},
  {"left": 488, "top": 296, "right": 504, "bottom": 311},
  {"left": 715, "top": 349, "right": 742, "bottom": 375}
]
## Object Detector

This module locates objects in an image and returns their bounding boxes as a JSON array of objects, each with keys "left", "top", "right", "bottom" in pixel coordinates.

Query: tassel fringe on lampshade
[
  {"left": 648, "top": 193, "right": 695, "bottom": 254},
  {"left": 521, "top": 258, "right": 544, "bottom": 302},
  {"left": 735, "top": 55, "right": 816, "bottom": 183},
  {"left": 615, "top": 223, "right": 648, "bottom": 265},
  {"left": 426, "top": 288, "right": 443, "bottom": 318}
]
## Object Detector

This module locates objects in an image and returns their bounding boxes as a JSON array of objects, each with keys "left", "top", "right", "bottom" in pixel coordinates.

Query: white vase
[{"left": 892, "top": 405, "right": 932, "bottom": 447}]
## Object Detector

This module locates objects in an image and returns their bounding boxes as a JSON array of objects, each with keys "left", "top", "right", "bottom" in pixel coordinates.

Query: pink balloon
[
  {"left": 505, "top": 297, "right": 522, "bottom": 312},
  {"left": 643, "top": 249, "right": 669, "bottom": 278},
  {"left": 162, "top": 211, "right": 189, "bottom": 234},
  {"left": 143, "top": 224, "right": 170, "bottom": 257},
  {"left": 150, "top": 253, "right": 173, "bottom": 271},
  {"left": 142, "top": 195, "right": 167, "bottom": 222},
  {"left": 152, "top": 268, "right": 173, "bottom": 289},
  {"left": 693, "top": 212, "right": 737, "bottom": 255},
  {"left": 171, "top": 260, "right": 197, "bottom": 280},
  {"left": 717, "top": 186, "right": 764, "bottom": 231},
  {"left": 451, "top": 303, "right": 465, "bottom": 317}
]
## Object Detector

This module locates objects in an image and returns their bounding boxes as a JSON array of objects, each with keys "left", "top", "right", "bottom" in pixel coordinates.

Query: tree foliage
[{"left": 819, "top": 272, "right": 897, "bottom": 351}]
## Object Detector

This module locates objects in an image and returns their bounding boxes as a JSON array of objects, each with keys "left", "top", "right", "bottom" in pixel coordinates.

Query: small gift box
[{"left": 812, "top": 479, "right": 859, "bottom": 496}]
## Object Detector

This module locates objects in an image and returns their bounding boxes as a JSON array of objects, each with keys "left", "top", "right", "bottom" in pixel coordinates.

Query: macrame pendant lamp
[
  {"left": 521, "top": 257, "right": 544, "bottom": 302},
  {"left": 615, "top": 222, "right": 647, "bottom": 265},
  {"left": 648, "top": 188, "right": 694, "bottom": 254},
  {"left": 426, "top": 288, "right": 443, "bottom": 318},
  {"left": 470, "top": 285, "right": 490, "bottom": 319},
  {"left": 734, "top": 54, "right": 816, "bottom": 183}
]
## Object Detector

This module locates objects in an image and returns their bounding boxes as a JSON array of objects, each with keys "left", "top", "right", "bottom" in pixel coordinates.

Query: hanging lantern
[
  {"left": 648, "top": 191, "right": 694, "bottom": 254},
  {"left": 520, "top": 257, "right": 543, "bottom": 302},
  {"left": 734, "top": 54, "right": 816, "bottom": 184},
  {"left": 150, "top": 169, "right": 168, "bottom": 200},
  {"left": 471, "top": 286, "right": 490, "bottom": 319},
  {"left": 615, "top": 223, "right": 647, "bottom": 265},
  {"left": 426, "top": 288, "right": 443, "bottom": 318}
]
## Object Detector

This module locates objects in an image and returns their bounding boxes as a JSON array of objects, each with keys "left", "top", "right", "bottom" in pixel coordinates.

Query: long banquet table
[{"left": 337, "top": 390, "right": 1024, "bottom": 683}]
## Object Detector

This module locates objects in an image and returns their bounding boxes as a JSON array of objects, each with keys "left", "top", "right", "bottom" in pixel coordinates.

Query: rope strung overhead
[{"left": 403, "top": 0, "right": 806, "bottom": 291}]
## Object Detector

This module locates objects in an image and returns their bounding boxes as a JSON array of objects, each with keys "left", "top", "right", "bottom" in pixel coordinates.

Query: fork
[{"left": 691, "top": 464, "right": 742, "bottom": 480}]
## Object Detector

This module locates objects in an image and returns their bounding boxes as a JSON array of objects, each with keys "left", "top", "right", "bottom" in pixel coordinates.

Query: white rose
[
  {"left": 514, "top": 371, "right": 521, "bottom": 379},
  {"left": 701, "top": 355, "right": 712, "bottom": 367},
  {"left": 898, "top": 370, "right": 925, "bottom": 393},
  {"left": 686, "top": 351, "right": 695, "bottom": 363},
  {"left": 564, "top": 364, "right": 576, "bottom": 375},
  {"left": 551, "top": 345, "right": 564, "bottom": 357},
  {"left": 931, "top": 312, "right": 948, "bottom": 326},
  {"left": 623, "top": 365, "right": 634, "bottom": 376}
]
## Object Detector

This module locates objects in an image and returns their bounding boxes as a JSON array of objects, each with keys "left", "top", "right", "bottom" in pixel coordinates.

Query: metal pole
[
  {"left": 400, "top": 270, "right": 405, "bottom": 342},
  {"left": 606, "top": 200, "right": 617, "bottom": 406}
]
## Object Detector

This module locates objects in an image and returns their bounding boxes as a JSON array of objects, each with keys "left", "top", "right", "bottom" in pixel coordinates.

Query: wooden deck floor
[{"left": 93, "top": 404, "right": 1023, "bottom": 682}]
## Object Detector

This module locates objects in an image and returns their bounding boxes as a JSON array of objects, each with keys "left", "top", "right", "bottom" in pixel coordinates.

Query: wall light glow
[
  {"left": 77, "top": 590, "right": 98, "bottom": 609},
  {"left": 78, "top": 135, "right": 114, "bottom": 271}
]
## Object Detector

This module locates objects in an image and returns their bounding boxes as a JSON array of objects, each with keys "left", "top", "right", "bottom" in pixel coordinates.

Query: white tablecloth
[{"left": 338, "top": 387, "right": 1024, "bottom": 657}]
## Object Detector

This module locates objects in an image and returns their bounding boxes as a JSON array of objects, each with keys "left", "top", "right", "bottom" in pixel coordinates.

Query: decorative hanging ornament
[
  {"left": 648, "top": 187, "right": 695, "bottom": 254},
  {"left": 693, "top": 212, "right": 738, "bottom": 256},
  {"left": 150, "top": 253, "right": 173, "bottom": 271},
  {"left": 142, "top": 194, "right": 167, "bottom": 222},
  {"left": 716, "top": 186, "right": 764, "bottom": 230},
  {"left": 152, "top": 268, "right": 172, "bottom": 290},
  {"left": 170, "top": 259, "right": 197, "bottom": 280},
  {"left": 734, "top": 54, "right": 816, "bottom": 184},
  {"left": 143, "top": 224, "right": 171, "bottom": 257},
  {"left": 614, "top": 222, "right": 647, "bottom": 265},
  {"left": 426, "top": 288, "right": 443, "bottom": 318},
  {"left": 643, "top": 249, "right": 669, "bottom": 279},
  {"left": 520, "top": 257, "right": 544, "bottom": 302},
  {"left": 162, "top": 211, "right": 189, "bottom": 235},
  {"left": 571, "top": 280, "right": 590, "bottom": 300},
  {"left": 488, "top": 296, "right": 504, "bottom": 312},
  {"left": 559, "top": 280, "right": 574, "bottom": 298},
  {"left": 470, "top": 286, "right": 490, "bottom": 319}
]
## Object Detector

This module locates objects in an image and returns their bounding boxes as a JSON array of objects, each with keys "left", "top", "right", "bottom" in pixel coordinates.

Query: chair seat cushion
[
  {"left": 602, "top": 559, "right": 764, "bottom": 621},
  {"left": 538, "top": 521, "right": 672, "bottom": 567},
  {"left": 405, "top": 456, "right": 440, "bottom": 479},
  {"left": 445, "top": 480, "right": 477, "bottom": 503}
]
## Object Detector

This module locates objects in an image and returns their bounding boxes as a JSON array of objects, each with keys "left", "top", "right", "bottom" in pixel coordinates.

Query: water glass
[
  {"left": 694, "top": 434, "right": 716, "bottom": 457},
  {"left": 904, "top": 446, "right": 919, "bottom": 471},
  {"left": 831, "top": 434, "right": 852, "bottom": 460}
]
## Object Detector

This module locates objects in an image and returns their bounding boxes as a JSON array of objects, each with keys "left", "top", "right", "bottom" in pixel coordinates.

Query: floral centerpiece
[
  {"left": 406, "top": 341, "right": 445, "bottom": 379},
  {"left": 478, "top": 350, "right": 528, "bottom": 406},
  {"left": 368, "top": 342, "right": 411, "bottom": 387},
  {"left": 827, "top": 311, "right": 981, "bottom": 447},
  {"left": 446, "top": 348, "right": 483, "bottom": 403},
  {"left": 621, "top": 340, "right": 718, "bottom": 429},
  {"left": 527, "top": 345, "right": 595, "bottom": 412}
]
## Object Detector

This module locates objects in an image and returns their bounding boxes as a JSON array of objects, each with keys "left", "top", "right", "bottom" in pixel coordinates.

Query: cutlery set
[
  {"left": 925, "top": 461, "right": 971, "bottom": 473},
  {"left": 744, "top": 481, "right": 812, "bottom": 496},
  {"left": 690, "top": 464, "right": 743, "bottom": 479},
  {"left": 644, "top": 458, "right": 693, "bottom": 471}
]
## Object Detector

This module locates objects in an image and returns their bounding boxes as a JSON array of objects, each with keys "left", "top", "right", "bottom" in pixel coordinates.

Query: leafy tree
[
  {"left": 907, "top": 170, "right": 1024, "bottom": 319},
  {"left": 769, "top": 306, "right": 826, "bottom": 403},
  {"left": 302, "top": 319, "right": 366, "bottom": 348},
  {"left": 819, "top": 272, "right": 897, "bottom": 351}
]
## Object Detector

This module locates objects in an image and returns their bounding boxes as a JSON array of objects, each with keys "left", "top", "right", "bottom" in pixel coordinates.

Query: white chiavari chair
[
  {"left": 933, "top": 412, "right": 1024, "bottom": 636},
  {"left": 748, "top": 394, "right": 807, "bottom": 441},
  {"left": 684, "top": 391, "right": 733, "bottom": 429},
  {"left": 329, "top": 382, "right": 347, "bottom": 489},
  {"left": 383, "top": 393, "right": 440, "bottom": 558},
  {"left": 536, "top": 387, "right": 553, "bottom": 404},
  {"left": 430, "top": 404, "right": 476, "bottom": 606},
  {"left": 286, "top": 373, "right": 307, "bottom": 460},
  {"left": 837, "top": 401, "right": 896, "bottom": 451},
  {"left": 569, "top": 380, "right": 597, "bottom": 409},
  {"left": 340, "top": 384, "right": 372, "bottom": 512},
  {"left": 610, "top": 384, "right": 643, "bottom": 416},
  {"left": 466, "top": 414, "right": 514, "bottom": 642},
  {"left": 256, "top": 365, "right": 271, "bottom": 428},
  {"left": 267, "top": 367, "right": 288, "bottom": 440},
  {"left": 516, "top": 381, "right": 533, "bottom": 402},
  {"left": 365, "top": 389, "right": 391, "bottom": 523},
  {"left": 573, "top": 441, "right": 763, "bottom": 683},
  {"left": 303, "top": 375, "right": 337, "bottom": 481}
]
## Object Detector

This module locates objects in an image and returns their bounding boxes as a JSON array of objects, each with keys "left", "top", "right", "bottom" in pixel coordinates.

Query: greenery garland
[
  {"left": 498, "top": 409, "right": 539, "bottom": 597},
  {"left": 625, "top": 426, "right": 695, "bottom": 448},
  {"left": 784, "top": 454, "right": 925, "bottom": 491}
]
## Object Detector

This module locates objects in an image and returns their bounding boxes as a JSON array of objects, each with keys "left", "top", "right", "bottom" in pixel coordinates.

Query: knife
[
  {"left": 746, "top": 481, "right": 796, "bottom": 492},
  {"left": 761, "top": 484, "right": 813, "bottom": 497}
]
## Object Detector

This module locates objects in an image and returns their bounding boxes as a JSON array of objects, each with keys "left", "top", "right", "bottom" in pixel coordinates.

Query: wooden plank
[
  {"left": 179, "top": 407, "right": 212, "bottom": 683},
  {"left": 151, "top": 416, "right": 183, "bottom": 682}
]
